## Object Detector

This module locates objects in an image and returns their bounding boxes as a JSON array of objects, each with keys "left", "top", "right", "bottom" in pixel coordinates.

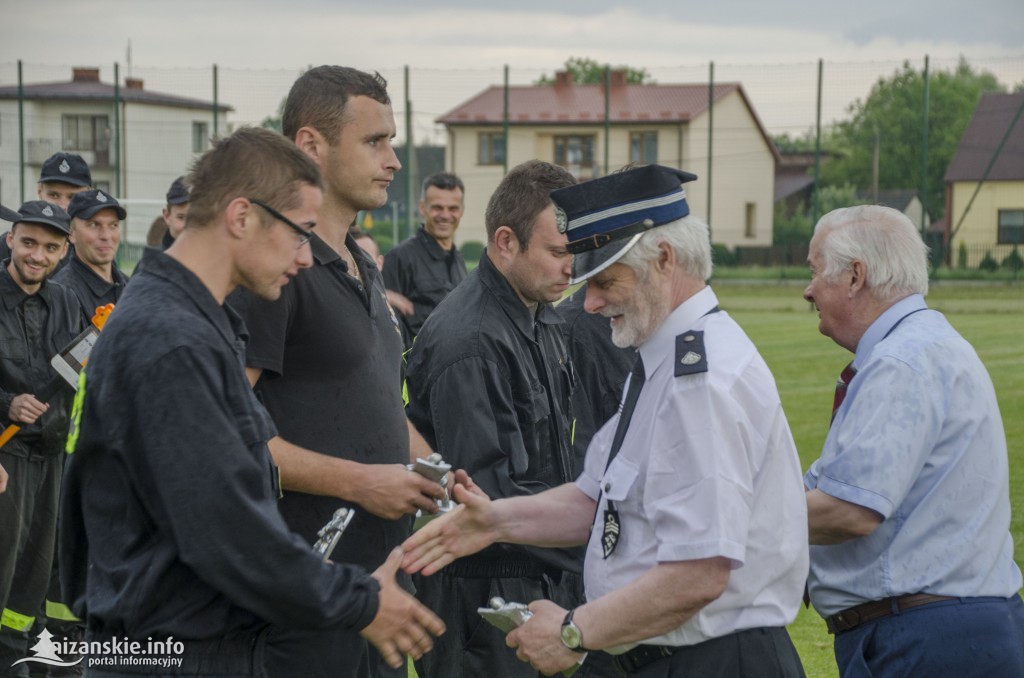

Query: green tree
[
  {"left": 771, "top": 130, "right": 820, "bottom": 154},
  {"left": 537, "top": 57, "right": 653, "bottom": 85},
  {"left": 820, "top": 57, "right": 1004, "bottom": 219},
  {"left": 774, "top": 183, "right": 858, "bottom": 247}
]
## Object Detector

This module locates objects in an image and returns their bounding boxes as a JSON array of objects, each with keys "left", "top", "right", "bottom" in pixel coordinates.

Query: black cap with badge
[
  {"left": 549, "top": 165, "right": 697, "bottom": 284},
  {"left": 39, "top": 152, "right": 93, "bottom": 188},
  {"left": 166, "top": 176, "right": 190, "bottom": 206},
  {"left": 68, "top": 189, "right": 127, "bottom": 221},
  {"left": 0, "top": 200, "right": 72, "bottom": 236}
]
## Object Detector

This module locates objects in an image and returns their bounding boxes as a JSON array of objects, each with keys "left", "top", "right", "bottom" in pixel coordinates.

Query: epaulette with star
[{"left": 675, "top": 331, "right": 709, "bottom": 377}]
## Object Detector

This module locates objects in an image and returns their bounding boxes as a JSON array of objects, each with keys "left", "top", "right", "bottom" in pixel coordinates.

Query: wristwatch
[{"left": 560, "top": 608, "right": 589, "bottom": 653}]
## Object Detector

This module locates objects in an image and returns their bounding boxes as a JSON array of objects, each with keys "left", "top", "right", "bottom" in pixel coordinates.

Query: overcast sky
[
  {"left": 3, "top": 0, "right": 1022, "bottom": 138},
  {"left": 5, "top": 0, "right": 1021, "bottom": 71}
]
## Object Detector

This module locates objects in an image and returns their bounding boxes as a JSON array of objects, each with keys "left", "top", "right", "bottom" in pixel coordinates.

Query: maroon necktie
[{"left": 831, "top": 362, "right": 857, "bottom": 425}]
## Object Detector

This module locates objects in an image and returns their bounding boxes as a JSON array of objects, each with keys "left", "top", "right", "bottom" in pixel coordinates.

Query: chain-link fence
[{"left": 1, "top": 56, "right": 1021, "bottom": 273}]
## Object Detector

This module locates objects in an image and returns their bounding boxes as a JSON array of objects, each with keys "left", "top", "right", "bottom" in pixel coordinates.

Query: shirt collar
[
  {"left": 415, "top": 226, "right": 457, "bottom": 261},
  {"left": 638, "top": 285, "right": 719, "bottom": 380},
  {"left": 478, "top": 249, "right": 562, "bottom": 338},
  {"left": 310, "top": 232, "right": 341, "bottom": 266},
  {"left": 69, "top": 255, "right": 126, "bottom": 295},
  {"left": 137, "top": 248, "right": 243, "bottom": 349},
  {"left": 853, "top": 293, "right": 927, "bottom": 371},
  {"left": 0, "top": 261, "right": 57, "bottom": 311}
]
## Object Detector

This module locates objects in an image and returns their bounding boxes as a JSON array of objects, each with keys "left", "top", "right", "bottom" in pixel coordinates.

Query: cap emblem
[
  {"left": 554, "top": 204, "right": 568, "bottom": 233},
  {"left": 97, "top": 192, "right": 107, "bottom": 202},
  {"left": 59, "top": 159, "right": 71, "bottom": 174},
  {"left": 42, "top": 206, "right": 54, "bottom": 217}
]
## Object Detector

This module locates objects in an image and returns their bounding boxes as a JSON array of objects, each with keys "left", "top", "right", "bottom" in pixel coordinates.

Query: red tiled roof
[
  {"left": 438, "top": 82, "right": 739, "bottom": 126},
  {"left": 944, "top": 91, "right": 1024, "bottom": 182}
]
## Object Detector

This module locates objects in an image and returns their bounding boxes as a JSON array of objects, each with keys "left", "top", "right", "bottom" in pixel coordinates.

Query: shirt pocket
[
  {"left": 601, "top": 454, "right": 640, "bottom": 504},
  {"left": 235, "top": 411, "right": 281, "bottom": 498},
  {"left": 0, "top": 338, "right": 27, "bottom": 365},
  {"left": 511, "top": 382, "right": 552, "bottom": 477}
]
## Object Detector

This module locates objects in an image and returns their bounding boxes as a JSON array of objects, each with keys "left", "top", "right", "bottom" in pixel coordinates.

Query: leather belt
[
  {"left": 826, "top": 593, "right": 955, "bottom": 634},
  {"left": 611, "top": 644, "right": 679, "bottom": 674}
]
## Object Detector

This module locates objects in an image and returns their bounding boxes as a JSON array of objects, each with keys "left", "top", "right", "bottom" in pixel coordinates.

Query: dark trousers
[
  {"left": 412, "top": 571, "right": 590, "bottom": 678},
  {"left": 833, "top": 595, "right": 1024, "bottom": 678},
  {"left": 36, "top": 447, "right": 85, "bottom": 677},
  {"left": 627, "top": 627, "right": 805, "bottom": 678},
  {"left": 0, "top": 452, "right": 62, "bottom": 678},
  {"left": 263, "top": 624, "right": 405, "bottom": 678}
]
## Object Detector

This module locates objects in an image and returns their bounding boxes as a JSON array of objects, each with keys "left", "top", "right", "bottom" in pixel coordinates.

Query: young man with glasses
[{"left": 60, "top": 127, "right": 443, "bottom": 677}]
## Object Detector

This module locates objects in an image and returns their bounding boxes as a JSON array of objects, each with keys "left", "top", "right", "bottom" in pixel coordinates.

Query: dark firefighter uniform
[
  {"left": 0, "top": 254, "right": 84, "bottom": 675},
  {"left": 59, "top": 249, "right": 380, "bottom": 676},
  {"left": 404, "top": 251, "right": 582, "bottom": 678},
  {"left": 382, "top": 226, "right": 466, "bottom": 348},
  {"left": 51, "top": 255, "right": 128, "bottom": 327}
]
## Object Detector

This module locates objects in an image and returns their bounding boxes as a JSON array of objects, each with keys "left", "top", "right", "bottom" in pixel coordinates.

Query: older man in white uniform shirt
[{"left": 403, "top": 165, "right": 808, "bottom": 677}]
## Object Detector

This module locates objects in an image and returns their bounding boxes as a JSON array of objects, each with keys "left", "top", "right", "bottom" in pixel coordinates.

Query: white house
[
  {"left": 437, "top": 70, "right": 779, "bottom": 249},
  {"left": 0, "top": 67, "right": 231, "bottom": 244}
]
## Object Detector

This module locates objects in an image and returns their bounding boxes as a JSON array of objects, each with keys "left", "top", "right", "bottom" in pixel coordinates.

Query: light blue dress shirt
[{"left": 805, "top": 294, "right": 1022, "bottom": 617}]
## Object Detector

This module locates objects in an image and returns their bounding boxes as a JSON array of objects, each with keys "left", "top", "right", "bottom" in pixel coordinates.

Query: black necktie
[
  {"left": 607, "top": 356, "right": 646, "bottom": 465},
  {"left": 831, "top": 362, "right": 856, "bottom": 425},
  {"left": 599, "top": 356, "right": 645, "bottom": 559}
]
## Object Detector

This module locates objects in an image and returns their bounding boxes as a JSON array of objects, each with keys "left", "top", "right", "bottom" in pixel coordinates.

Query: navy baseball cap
[
  {"left": 550, "top": 165, "right": 698, "bottom": 283},
  {"left": 166, "top": 176, "right": 190, "bottom": 205},
  {"left": 68, "top": 189, "right": 127, "bottom": 221},
  {"left": 39, "top": 152, "right": 93, "bottom": 188},
  {"left": 1, "top": 200, "right": 72, "bottom": 236}
]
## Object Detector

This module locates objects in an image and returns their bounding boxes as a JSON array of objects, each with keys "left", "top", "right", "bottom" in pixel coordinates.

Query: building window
[
  {"left": 744, "top": 202, "right": 757, "bottom": 238},
  {"left": 629, "top": 132, "right": 657, "bottom": 164},
  {"left": 62, "top": 115, "right": 110, "bottom": 152},
  {"left": 192, "top": 122, "right": 209, "bottom": 154},
  {"left": 554, "top": 135, "right": 596, "bottom": 179},
  {"left": 478, "top": 132, "right": 505, "bottom": 166},
  {"left": 997, "top": 209, "right": 1024, "bottom": 244}
]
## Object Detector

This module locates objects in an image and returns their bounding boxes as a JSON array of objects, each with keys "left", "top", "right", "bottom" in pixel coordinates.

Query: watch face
[{"left": 561, "top": 623, "right": 582, "bottom": 649}]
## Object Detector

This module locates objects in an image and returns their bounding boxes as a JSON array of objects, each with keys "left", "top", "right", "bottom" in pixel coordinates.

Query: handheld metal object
[
  {"left": 407, "top": 453, "right": 455, "bottom": 530},
  {"left": 477, "top": 597, "right": 582, "bottom": 677},
  {"left": 313, "top": 508, "right": 355, "bottom": 561}
]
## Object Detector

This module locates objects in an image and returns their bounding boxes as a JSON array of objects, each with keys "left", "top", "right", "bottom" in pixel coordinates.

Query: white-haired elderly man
[
  {"left": 803, "top": 205, "right": 1024, "bottom": 678},
  {"left": 402, "top": 164, "right": 809, "bottom": 677}
]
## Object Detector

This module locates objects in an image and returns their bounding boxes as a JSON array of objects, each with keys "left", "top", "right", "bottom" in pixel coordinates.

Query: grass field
[
  {"left": 412, "top": 280, "right": 1022, "bottom": 678},
  {"left": 717, "top": 281, "right": 1023, "bottom": 677}
]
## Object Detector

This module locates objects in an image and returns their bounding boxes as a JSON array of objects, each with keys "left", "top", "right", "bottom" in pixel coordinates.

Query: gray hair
[
  {"left": 617, "top": 215, "right": 713, "bottom": 282},
  {"left": 814, "top": 205, "right": 929, "bottom": 301}
]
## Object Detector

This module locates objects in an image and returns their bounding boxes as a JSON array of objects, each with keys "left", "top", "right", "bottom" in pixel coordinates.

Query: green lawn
[{"left": 719, "top": 281, "right": 1024, "bottom": 678}]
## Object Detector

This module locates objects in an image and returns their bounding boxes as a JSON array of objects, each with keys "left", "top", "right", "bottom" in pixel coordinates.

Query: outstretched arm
[{"left": 402, "top": 471, "right": 594, "bottom": 575}]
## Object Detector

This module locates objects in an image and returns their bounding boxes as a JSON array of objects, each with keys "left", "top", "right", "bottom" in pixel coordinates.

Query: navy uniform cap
[
  {"left": 68, "top": 189, "right": 127, "bottom": 221},
  {"left": 1, "top": 200, "right": 72, "bottom": 236},
  {"left": 166, "top": 176, "right": 190, "bottom": 205},
  {"left": 39, "top": 152, "right": 93, "bottom": 188},
  {"left": 550, "top": 165, "right": 697, "bottom": 283}
]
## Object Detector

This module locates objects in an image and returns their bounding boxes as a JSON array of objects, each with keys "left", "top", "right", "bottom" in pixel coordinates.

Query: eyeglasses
[{"left": 249, "top": 198, "right": 315, "bottom": 248}]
